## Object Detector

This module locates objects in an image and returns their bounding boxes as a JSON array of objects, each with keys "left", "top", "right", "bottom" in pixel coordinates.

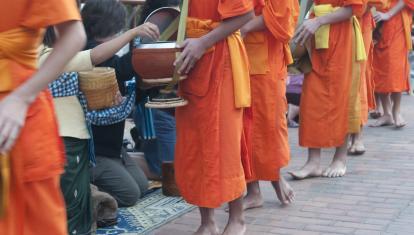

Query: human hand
[
  {"left": 293, "top": 18, "right": 322, "bottom": 46},
  {"left": 174, "top": 38, "right": 207, "bottom": 75},
  {"left": 0, "top": 94, "right": 30, "bottom": 154},
  {"left": 134, "top": 22, "right": 160, "bottom": 42},
  {"left": 373, "top": 12, "right": 391, "bottom": 23}
]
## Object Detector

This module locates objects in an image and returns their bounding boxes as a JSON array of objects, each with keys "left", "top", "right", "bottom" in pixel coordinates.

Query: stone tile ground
[{"left": 153, "top": 95, "right": 414, "bottom": 235}]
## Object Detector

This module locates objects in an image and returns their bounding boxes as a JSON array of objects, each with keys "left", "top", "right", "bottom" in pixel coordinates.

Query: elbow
[{"left": 74, "top": 22, "right": 87, "bottom": 52}]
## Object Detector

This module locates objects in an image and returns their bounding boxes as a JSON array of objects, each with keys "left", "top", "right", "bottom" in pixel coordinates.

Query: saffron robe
[
  {"left": 359, "top": 1, "right": 386, "bottom": 124},
  {"left": 0, "top": 0, "right": 80, "bottom": 234},
  {"left": 244, "top": 0, "right": 298, "bottom": 181},
  {"left": 299, "top": 0, "right": 364, "bottom": 148},
  {"left": 373, "top": 0, "right": 414, "bottom": 93},
  {"left": 175, "top": 0, "right": 253, "bottom": 208}
]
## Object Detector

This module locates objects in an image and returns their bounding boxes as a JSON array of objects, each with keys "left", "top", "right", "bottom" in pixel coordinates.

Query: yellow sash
[
  {"left": 186, "top": 17, "right": 251, "bottom": 108},
  {"left": 314, "top": 4, "right": 367, "bottom": 61},
  {"left": 0, "top": 27, "right": 41, "bottom": 92},
  {"left": 0, "top": 154, "right": 10, "bottom": 218}
]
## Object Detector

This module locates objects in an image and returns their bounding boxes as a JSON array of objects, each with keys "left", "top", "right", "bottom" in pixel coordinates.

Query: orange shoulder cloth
[
  {"left": 186, "top": 17, "right": 251, "bottom": 108},
  {"left": 0, "top": 27, "right": 42, "bottom": 92}
]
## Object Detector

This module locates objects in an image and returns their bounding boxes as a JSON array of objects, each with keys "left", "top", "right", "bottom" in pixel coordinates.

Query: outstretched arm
[
  {"left": 174, "top": 11, "right": 254, "bottom": 74},
  {"left": 0, "top": 21, "right": 86, "bottom": 153},
  {"left": 91, "top": 22, "right": 159, "bottom": 65}
]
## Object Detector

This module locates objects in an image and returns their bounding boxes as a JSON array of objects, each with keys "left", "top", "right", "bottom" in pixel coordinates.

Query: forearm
[
  {"left": 200, "top": 11, "right": 254, "bottom": 49},
  {"left": 240, "top": 15, "right": 266, "bottom": 36},
  {"left": 385, "top": 0, "right": 405, "bottom": 18},
  {"left": 12, "top": 21, "right": 86, "bottom": 103},
  {"left": 91, "top": 29, "right": 136, "bottom": 65},
  {"left": 317, "top": 6, "right": 353, "bottom": 26}
]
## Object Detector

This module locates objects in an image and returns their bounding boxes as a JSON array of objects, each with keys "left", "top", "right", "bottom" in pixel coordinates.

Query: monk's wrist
[{"left": 9, "top": 89, "right": 36, "bottom": 105}]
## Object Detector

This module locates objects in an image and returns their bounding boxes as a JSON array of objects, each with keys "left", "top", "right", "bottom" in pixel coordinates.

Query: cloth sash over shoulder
[
  {"left": 0, "top": 27, "right": 41, "bottom": 92},
  {"left": 314, "top": 4, "right": 367, "bottom": 61},
  {"left": 186, "top": 17, "right": 251, "bottom": 108}
]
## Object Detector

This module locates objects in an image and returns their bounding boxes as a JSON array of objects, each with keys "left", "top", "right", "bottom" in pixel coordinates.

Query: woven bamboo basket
[{"left": 79, "top": 67, "right": 119, "bottom": 110}]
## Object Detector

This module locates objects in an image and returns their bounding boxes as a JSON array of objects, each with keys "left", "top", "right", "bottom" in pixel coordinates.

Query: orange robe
[
  {"left": 299, "top": 0, "right": 364, "bottom": 147},
  {"left": 175, "top": 0, "right": 253, "bottom": 208},
  {"left": 373, "top": 0, "right": 414, "bottom": 93},
  {"left": 359, "top": 1, "right": 386, "bottom": 124},
  {"left": 0, "top": 1, "right": 80, "bottom": 234},
  {"left": 360, "top": 9, "right": 375, "bottom": 124},
  {"left": 244, "top": 0, "right": 298, "bottom": 181}
]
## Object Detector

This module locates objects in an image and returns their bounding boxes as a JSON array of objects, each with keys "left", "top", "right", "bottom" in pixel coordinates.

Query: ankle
[{"left": 228, "top": 217, "right": 245, "bottom": 225}]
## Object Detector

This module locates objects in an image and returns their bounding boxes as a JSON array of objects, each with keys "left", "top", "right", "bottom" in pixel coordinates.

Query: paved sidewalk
[{"left": 154, "top": 95, "right": 414, "bottom": 235}]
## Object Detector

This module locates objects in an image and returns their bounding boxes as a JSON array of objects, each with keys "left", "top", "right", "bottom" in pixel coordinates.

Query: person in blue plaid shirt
[
  {"left": 82, "top": 0, "right": 160, "bottom": 210},
  {"left": 40, "top": 10, "right": 159, "bottom": 234}
]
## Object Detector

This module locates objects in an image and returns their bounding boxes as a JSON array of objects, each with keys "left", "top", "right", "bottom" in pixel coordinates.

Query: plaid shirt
[
  {"left": 48, "top": 72, "right": 79, "bottom": 97},
  {"left": 48, "top": 72, "right": 136, "bottom": 126}
]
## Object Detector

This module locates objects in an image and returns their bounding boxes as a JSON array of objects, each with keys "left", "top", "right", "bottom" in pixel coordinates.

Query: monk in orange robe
[
  {"left": 349, "top": 0, "right": 386, "bottom": 154},
  {"left": 289, "top": 0, "right": 365, "bottom": 179},
  {"left": 0, "top": 1, "right": 85, "bottom": 234},
  {"left": 237, "top": 0, "right": 299, "bottom": 209},
  {"left": 371, "top": 0, "right": 413, "bottom": 128},
  {"left": 174, "top": 1, "right": 254, "bottom": 234}
]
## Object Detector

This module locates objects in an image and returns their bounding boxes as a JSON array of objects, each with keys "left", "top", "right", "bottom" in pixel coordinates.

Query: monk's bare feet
[
  {"left": 394, "top": 113, "right": 407, "bottom": 128},
  {"left": 369, "top": 114, "right": 394, "bottom": 127},
  {"left": 348, "top": 140, "right": 365, "bottom": 156},
  {"left": 322, "top": 157, "right": 347, "bottom": 178},
  {"left": 369, "top": 111, "right": 382, "bottom": 119},
  {"left": 272, "top": 176, "right": 295, "bottom": 205},
  {"left": 223, "top": 219, "right": 246, "bottom": 235},
  {"left": 194, "top": 223, "right": 219, "bottom": 235},
  {"left": 242, "top": 193, "right": 263, "bottom": 211},
  {"left": 288, "top": 162, "right": 322, "bottom": 180}
]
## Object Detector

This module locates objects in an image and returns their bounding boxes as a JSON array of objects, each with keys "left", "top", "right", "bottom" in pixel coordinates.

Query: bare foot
[
  {"left": 288, "top": 162, "right": 322, "bottom": 180},
  {"left": 194, "top": 223, "right": 219, "bottom": 235},
  {"left": 369, "top": 114, "right": 394, "bottom": 127},
  {"left": 222, "top": 220, "right": 246, "bottom": 235},
  {"left": 322, "top": 159, "right": 347, "bottom": 178},
  {"left": 272, "top": 176, "right": 295, "bottom": 205},
  {"left": 394, "top": 113, "right": 407, "bottom": 128},
  {"left": 242, "top": 192, "right": 263, "bottom": 211},
  {"left": 348, "top": 141, "right": 365, "bottom": 156},
  {"left": 369, "top": 111, "right": 382, "bottom": 119}
]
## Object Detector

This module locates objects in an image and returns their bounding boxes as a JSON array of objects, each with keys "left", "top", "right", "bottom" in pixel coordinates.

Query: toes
[{"left": 322, "top": 168, "right": 330, "bottom": 177}]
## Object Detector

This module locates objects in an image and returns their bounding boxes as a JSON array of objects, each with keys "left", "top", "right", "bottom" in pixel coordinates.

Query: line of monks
[
  {"left": 0, "top": 0, "right": 412, "bottom": 234},
  {"left": 173, "top": 0, "right": 413, "bottom": 234}
]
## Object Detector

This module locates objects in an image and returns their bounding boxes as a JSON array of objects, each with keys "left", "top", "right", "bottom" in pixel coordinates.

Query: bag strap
[{"left": 167, "top": 0, "right": 189, "bottom": 88}]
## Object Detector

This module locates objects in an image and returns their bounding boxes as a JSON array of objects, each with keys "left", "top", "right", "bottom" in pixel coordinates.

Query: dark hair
[
  {"left": 138, "top": 0, "right": 180, "bottom": 24},
  {"left": 43, "top": 27, "right": 57, "bottom": 47},
  {"left": 81, "top": 0, "right": 126, "bottom": 40}
]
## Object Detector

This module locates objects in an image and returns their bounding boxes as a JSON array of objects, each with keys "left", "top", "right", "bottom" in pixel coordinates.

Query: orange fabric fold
[
  {"left": 175, "top": 0, "right": 252, "bottom": 208},
  {"left": 243, "top": 0, "right": 298, "bottom": 182},
  {"left": 0, "top": 0, "right": 79, "bottom": 232},
  {"left": 0, "top": 28, "right": 42, "bottom": 92},
  {"left": 373, "top": 0, "right": 412, "bottom": 93},
  {"left": 186, "top": 17, "right": 251, "bottom": 108},
  {"left": 299, "top": 0, "right": 364, "bottom": 148}
]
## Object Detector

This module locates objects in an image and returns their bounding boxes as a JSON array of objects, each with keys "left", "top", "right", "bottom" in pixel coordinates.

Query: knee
[{"left": 117, "top": 185, "right": 141, "bottom": 207}]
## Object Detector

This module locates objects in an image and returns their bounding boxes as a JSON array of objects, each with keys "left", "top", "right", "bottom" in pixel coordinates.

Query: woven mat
[{"left": 96, "top": 189, "right": 194, "bottom": 235}]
